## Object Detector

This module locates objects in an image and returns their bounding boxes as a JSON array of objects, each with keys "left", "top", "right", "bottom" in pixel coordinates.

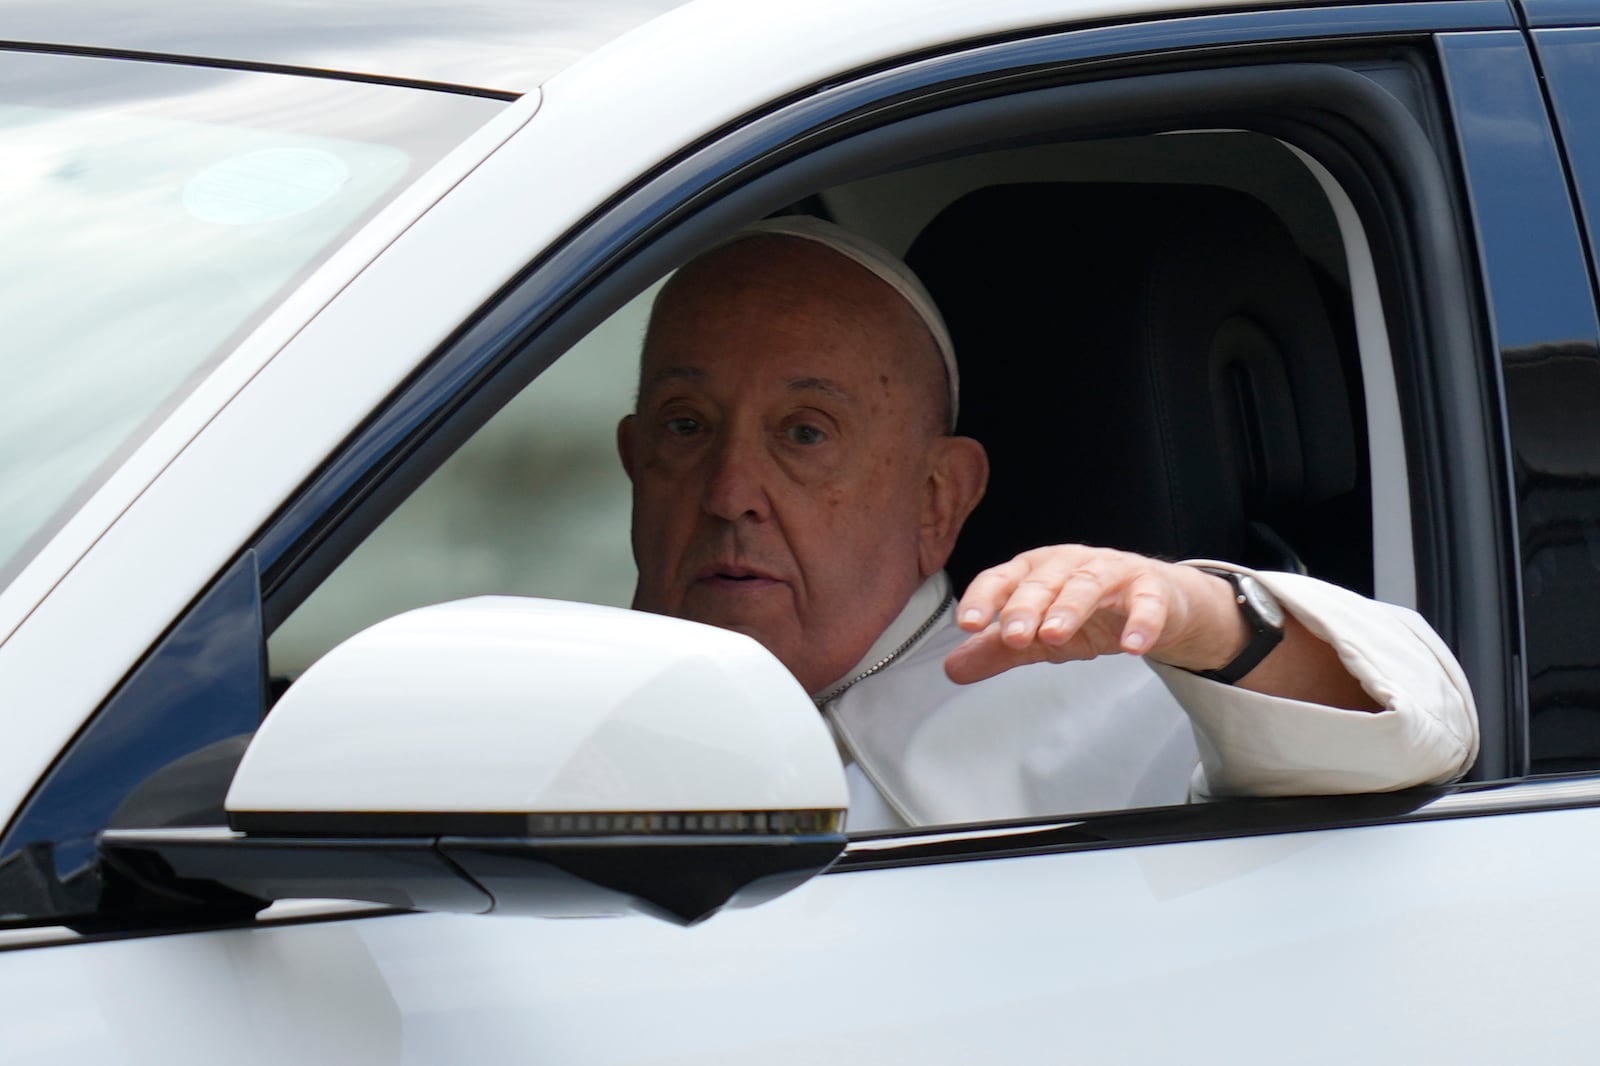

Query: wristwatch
[{"left": 1194, "top": 566, "right": 1285, "bottom": 684}]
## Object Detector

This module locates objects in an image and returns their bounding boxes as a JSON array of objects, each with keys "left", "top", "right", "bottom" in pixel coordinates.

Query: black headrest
[{"left": 906, "top": 182, "right": 1356, "bottom": 590}]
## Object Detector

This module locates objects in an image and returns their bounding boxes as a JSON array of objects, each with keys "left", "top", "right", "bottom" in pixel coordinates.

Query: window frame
[
  {"left": 252, "top": 47, "right": 1510, "bottom": 765},
  {"left": 257, "top": 49, "right": 1514, "bottom": 767}
]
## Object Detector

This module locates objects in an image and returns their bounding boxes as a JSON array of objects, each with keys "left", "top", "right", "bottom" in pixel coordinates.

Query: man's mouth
[{"left": 694, "top": 564, "right": 785, "bottom": 589}]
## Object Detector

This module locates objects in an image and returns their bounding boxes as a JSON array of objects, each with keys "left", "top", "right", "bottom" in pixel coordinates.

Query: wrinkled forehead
[{"left": 642, "top": 236, "right": 951, "bottom": 420}]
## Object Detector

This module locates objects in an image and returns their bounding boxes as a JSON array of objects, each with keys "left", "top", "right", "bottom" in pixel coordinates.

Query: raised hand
[
  {"left": 943, "top": 545, "right": 1248, "bottom": 685},
  {"left": 944, "top": 544, "right": 1378, "bottom": 711}
]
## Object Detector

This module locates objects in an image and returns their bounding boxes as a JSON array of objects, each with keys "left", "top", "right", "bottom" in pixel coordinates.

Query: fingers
[
  {"left": 956, "top": 556, "right": 1031, "bottom": 631},
  {"left": 1118, "top": 570, "right": 1169, "bottom": 654},
  {"left": 957, "top": 550, "right": 1094, "bottom": 641},
  {"left": 948, "top": 545, "right": 1182, "bottom": 684},
  {"left": 1031, "top": 558, "right": 1121, "bottom": 648},
  {"left": 959, "top": 546, "right": 1134, "bottom": 643}
]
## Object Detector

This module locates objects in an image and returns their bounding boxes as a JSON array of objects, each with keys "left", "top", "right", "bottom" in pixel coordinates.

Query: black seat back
[{"left": 905, "top": 182, "right": 1365, "bottom": 592}]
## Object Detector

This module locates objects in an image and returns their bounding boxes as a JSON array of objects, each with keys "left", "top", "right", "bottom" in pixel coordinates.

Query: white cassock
[{"left": 817, "top": 565, "right": 1480, "bottom": 832}]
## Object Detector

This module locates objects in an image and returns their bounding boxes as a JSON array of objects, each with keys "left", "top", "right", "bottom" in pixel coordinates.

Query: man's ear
[
  {"left": 616, "top": 414, "right": 637, "bottom": 480},
  {"left": 918, "top": 435, "right": 988, "bottom": 578}
]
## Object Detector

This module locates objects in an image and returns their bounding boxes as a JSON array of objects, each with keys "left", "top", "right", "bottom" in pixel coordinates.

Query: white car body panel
[{"left": 4, "top": 806, "right": 1598, "bottom": 1063}]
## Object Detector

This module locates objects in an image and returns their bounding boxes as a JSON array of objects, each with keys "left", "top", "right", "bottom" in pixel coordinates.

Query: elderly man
[{"left": 618, "top": 216, "right": 1478, "bottom": 831}]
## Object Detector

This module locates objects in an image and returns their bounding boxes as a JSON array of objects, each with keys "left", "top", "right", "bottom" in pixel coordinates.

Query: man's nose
[{"left": 700, "top": 432, "right": 772, "bottom": 522}]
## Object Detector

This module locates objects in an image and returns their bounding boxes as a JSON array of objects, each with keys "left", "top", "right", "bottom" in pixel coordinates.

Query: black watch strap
[{"left": 1195, "top": 567, "right": 1285, "bottom": 684}]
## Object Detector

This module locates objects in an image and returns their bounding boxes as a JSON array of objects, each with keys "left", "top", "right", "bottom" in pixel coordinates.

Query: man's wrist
[
  {"left": 1145, "top": 565, "right": 1252, "bottom": 672},
  {"left": 1190, "top": 567, "right": 1287, "bottom": 683}
]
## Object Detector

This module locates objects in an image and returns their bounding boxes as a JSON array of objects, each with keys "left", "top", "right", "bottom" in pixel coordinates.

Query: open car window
[{"left": 267, "top": 127, "right": 1408, "bottom": 816}]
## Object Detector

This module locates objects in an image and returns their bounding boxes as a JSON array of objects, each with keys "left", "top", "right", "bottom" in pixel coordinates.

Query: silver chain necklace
[{"left": 812, "top": 595, "right": 954, "bottom": 709}]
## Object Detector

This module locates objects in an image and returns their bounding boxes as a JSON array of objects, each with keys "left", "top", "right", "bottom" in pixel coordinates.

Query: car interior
[{"left": 888, "top": 171, "right": 1367, "bottom": 596}]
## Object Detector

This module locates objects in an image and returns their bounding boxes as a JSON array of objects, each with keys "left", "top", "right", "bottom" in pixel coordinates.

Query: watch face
[{"left": 1237, "top": 574, "right": 1286, "bottom": 629}]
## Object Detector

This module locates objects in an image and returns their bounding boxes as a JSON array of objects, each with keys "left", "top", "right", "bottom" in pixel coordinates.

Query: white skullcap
[{"left": 714, "top": 215, "right": 960, "bottom": 430}]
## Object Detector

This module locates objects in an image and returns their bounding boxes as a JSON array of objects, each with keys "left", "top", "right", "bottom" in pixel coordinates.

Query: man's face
[{"left": 620, "top": 237, "right": 954, "bottom": 694}]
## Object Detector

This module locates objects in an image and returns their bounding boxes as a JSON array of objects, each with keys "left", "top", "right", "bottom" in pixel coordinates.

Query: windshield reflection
[{"left": 0, "top": 51, "right": 504, "bottom": 589}]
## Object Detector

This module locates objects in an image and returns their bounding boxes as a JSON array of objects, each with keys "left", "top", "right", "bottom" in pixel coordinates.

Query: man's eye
[
  {"left": 786, "top": 424, "right": 827, "bottom": 446},
  {"left": 664, "top": 417, "right": 703, "bottom": 436}
]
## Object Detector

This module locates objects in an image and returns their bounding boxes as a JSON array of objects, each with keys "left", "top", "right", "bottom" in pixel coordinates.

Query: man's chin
[
  {"left": 670, "top": 599, "right": 792, "bottom": 658},
  {"left": 680, "top": 609, "right": 786, "bottom": 650},
  {"left": 678, "top": 606, "right": 860, "bottom": 695}
]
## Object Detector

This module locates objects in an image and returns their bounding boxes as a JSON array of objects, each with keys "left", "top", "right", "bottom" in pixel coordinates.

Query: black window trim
[{"left": 834, "top": 774, "right": 1600, "bottom": 872}]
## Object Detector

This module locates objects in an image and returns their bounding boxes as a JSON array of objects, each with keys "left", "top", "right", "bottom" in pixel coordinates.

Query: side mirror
[{"left": 102, "top": 597, "right": 848, "bottom": 926}]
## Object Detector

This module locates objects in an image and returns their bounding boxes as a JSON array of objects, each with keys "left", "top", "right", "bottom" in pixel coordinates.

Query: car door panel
[{"left": 7, "top": 805, "right": 1600, "bottom": 1063}]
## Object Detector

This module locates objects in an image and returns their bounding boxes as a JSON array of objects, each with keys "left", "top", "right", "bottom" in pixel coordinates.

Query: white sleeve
[{"left": 1146, "top": 564, "right": 1480, "bottom": 799}]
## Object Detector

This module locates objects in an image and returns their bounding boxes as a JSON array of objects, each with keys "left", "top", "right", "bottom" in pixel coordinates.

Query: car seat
[{"left": 904, "top": 181, "right": 1370, "bottom": 595}]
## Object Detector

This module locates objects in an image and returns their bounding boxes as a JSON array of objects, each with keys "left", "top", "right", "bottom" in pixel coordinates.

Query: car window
[
  {"left": 0, "top": 50, "right": 506, "bottom": 594},
  {"left": 268, "top": 129, "right": 1403, "bottom": 716}
]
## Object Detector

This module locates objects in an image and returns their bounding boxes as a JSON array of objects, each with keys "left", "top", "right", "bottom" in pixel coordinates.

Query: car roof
[
  {"left": 0, "top": 0, "right": 694, "bottom": 94},
  {"left": 2, "top": 0, "right": 1457, "bottom": 97}
]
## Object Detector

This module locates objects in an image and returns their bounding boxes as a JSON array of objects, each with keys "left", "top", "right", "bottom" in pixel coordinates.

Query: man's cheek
[{"left": 650, "top": 461, "right": 716, "bottom": 513}]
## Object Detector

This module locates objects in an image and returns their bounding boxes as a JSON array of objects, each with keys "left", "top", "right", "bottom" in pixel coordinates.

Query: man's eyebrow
[{"left": 786, "top": 376, "right": 855, "bottom": 403}]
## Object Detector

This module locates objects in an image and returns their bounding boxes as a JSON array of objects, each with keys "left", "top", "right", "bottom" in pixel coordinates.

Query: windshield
[{"left": 0, "top": 50, "right": 506, "bottom": 590}]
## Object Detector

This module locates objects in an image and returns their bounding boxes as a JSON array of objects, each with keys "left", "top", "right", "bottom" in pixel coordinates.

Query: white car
[{"left": 4, "top": 0, "right": 1600, "bottom": 1061}]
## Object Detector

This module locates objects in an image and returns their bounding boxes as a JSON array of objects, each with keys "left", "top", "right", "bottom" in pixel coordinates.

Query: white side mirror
[{"left": 104, "top": 598, "right": 848, "bottom": 925}]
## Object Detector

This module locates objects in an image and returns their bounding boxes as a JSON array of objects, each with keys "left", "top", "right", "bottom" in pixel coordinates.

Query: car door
[{"left": 7, "top": 2, "right": 1600, "bottom": 1063}]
